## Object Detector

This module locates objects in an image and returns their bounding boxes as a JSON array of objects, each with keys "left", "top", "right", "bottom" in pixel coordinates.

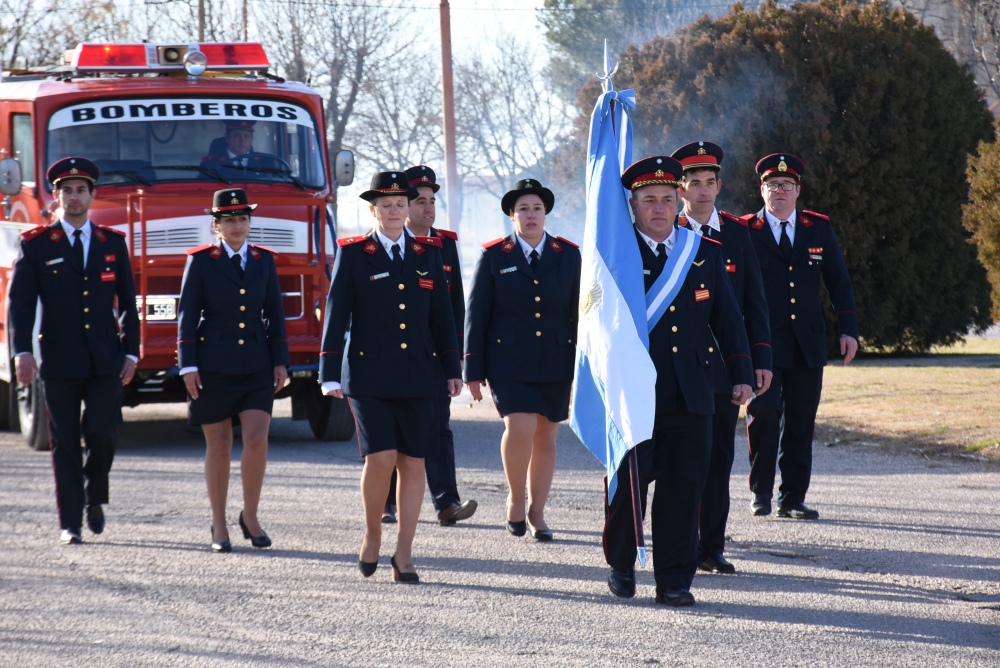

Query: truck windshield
[{"left": 46, "top": 97, "right": 326, "bottom": 189}]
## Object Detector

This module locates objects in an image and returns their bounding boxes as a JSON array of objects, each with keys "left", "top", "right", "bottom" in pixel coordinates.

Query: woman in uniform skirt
[
  {"left": 465, "top": 179, "right": 581, "bottom": 541},
  {"left": 177, "top": 188, "right": 289, "bottom": 552},
  {"left": 320, "top": 171, "right": 463, "bottom": 583}
]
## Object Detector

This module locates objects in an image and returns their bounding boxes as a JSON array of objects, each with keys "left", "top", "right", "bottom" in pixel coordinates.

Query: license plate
[{"left": 136, "top": 297, "right": 176, "bottom": 321}]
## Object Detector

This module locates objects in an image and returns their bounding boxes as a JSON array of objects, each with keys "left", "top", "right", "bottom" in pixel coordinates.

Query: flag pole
[{"left": 599, "top": 39, "right": 646, "bottom": 568}]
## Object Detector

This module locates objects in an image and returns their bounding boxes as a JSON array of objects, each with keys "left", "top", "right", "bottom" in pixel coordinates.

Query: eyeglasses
[{"left": 764, "top": 181, "right": 797, "bottom": 192}]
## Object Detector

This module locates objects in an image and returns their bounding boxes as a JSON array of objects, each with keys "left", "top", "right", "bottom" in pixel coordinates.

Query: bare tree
[{"left": 454, "top": 36, "right": 572, "bottom": 201}]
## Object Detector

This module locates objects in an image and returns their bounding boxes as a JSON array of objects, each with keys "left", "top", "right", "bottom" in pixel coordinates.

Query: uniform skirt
[
  {"left": 188, "top": 369, "right": 275, "bottom": 426},
  {"left": 489, "top": 379, "right": 572, "bottom": 423},
  {"left": 348, "top": 395, "right": 435, "bottom": 458}
]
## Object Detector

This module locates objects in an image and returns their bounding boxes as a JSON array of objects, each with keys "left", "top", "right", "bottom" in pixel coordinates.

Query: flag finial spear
[{"left": 598, "top": 39, "right": 618, "bottom": 93}]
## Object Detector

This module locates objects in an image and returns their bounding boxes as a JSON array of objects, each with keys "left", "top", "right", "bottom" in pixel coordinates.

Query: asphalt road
[{"left": 1, "top": 394, "right": 998, "bottom": 667}]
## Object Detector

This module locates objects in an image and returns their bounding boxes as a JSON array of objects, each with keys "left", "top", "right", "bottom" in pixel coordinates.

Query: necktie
[
  {"left": 701, "top": 226, "right": 711, "bottom": 240},
  {"left": 529, "top": 249, "right": 539, "bottom": 272},
  {"left": 779, "top": 220, "right": 792, "bottom": 260},
  {"left": 656, "top": 242, "right": 667, "bottom": 270},
  {"left": 72, "top": 229, "right": 84, "bottom": 269},
  {"left": 232, "top": 253, "right": 244, "bottom": 278},
  {"left": 391, "top": 243, "right": 402, "bottom": 273}
]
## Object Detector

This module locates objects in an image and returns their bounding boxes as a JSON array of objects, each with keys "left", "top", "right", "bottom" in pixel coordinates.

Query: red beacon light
[{"left": 68, "top": 42, "right": 270, "bottom": 75}]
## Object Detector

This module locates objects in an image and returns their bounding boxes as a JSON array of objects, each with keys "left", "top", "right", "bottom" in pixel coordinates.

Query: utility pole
[
  {"left": 198, "top": 0, "right": 205, "bottom": 41},
  {"left": 243, "top": 0, "right": 249, "bottom": 41},
  {"left": 439, "top": 0, "right": 460, "bottom": 234}
]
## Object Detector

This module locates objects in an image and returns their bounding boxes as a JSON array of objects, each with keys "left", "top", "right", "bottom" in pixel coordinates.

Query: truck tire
[
  {"left": 18, "top": 376, "right": 50, "bottom": 451},
  {"left": 305, "top": 386, "right": 355, "bottom": 442}
]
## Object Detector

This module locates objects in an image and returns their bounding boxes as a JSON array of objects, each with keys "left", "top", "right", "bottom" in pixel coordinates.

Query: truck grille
[{"left": 133, "top": 226, "right": 202, "bottom": 251}]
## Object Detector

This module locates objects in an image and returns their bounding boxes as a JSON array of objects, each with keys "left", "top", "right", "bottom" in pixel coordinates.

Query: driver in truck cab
[{"left": 200, "top": 120, "right": 280, "bottom": 171}]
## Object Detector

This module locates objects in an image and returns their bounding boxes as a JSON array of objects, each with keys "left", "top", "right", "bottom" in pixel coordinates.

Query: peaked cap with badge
[
  {"left": 671, "top": 141, "right": 724, "bottom": 173},
  {"left": 205, "top": 188, "right": 258, "bottom": 217},
  {"left": 360, "top": 171, "right": 418, "bottom": 202},
  {"left": 500, "top": 178, "right": 554, "bottom": 215},
  {"left": 755, "top": 153, "right": 805, "bottom": 181},
  {"left": 47, "top": 156, "right": 100, "bottom": 187},
  {"left": 621, "top": 156, "right": 683, "bottom": 191},
  {"left": 404, "top": 165, "right": 440, "bottom": 193}
]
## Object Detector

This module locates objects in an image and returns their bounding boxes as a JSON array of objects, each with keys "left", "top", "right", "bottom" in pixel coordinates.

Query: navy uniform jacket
[
  {"left": 679, "top": 212, "right": 772, "bottom": 393},
  {"left": 464, "top": 232, "right": 581, "bottom": 384},
  {"left": 319, "top": 230, "right": 461, "bottom": 397},
  {"left": 9, "top": 222, "right": 139, "bottom": 379},
  {"left": 432, "top": 227, "right": 465, "bottom": 351},
  {"left": 743, "top": 208, "right": 858, "bottom": 368},
  {"left": 638, "top": 228, "right": 753, "bottom": 416},
  {"left": 177, "top": 243, "right": 289, "bottom": 373}
]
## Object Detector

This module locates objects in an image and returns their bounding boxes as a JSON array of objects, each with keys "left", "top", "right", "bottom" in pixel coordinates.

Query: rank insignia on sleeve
[
  {"left": 694, "top": 288, "right": 711, "bottom": 302},
  {"left": 364, "top": 242, "right": 378, "bottom": 254}
]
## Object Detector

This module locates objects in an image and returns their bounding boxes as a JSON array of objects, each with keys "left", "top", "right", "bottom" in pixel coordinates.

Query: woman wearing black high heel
[
  {"left": 178, "top": 188, "right": 289, "bottom": 553},
  {"left": 319, "top": 171, "right": 462, "bottom": 583}
]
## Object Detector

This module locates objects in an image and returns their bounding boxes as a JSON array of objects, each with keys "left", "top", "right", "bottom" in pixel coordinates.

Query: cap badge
[
  {"left": 391, "top": 183, "right": 399, "bottom": 189},
  {"left": 655, "top": 169, "right": 665, "bottom": 177},
  {"left": 697, "top": 147, "right": 707, "bottom": 155},
  {"left": 70, "top": 168, "right": 79, "bottom": 174},
  {"left": 525, "top": 183, "right": 533, "bottom": 188},
  {"left": 778, "top": 160, "right": 788, "bottom": 172},
  {"left": 231, "top": 198, "right": 239, "bottom": 205},
  {"left": 420, "top": 176, "right": 429, "bottom": 182}
]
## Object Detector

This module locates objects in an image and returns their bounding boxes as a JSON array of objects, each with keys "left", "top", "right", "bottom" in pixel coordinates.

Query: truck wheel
[
  {"left": 0, "top": 379, "right": 10, "bottom": 430},
  {"left": 18, "top": 376, "right": 50, "bottom": 451},
  {"left": 305, "top": 387, "right": 355, "bottom": 441}
]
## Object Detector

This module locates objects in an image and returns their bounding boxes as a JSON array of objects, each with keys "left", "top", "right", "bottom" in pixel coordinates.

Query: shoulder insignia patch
[
  {"left": 719, "top": 210, "right": 743, "bottom": 225},
  {"left": 20, "top": 225, "right": 48, "bottom": 241},
  {"left": 678, "top": 215, "right": 689, "bottom": 228},
  {"left": 802, "top": 209, "right": 830, "bottom": 221},
  {"left": 98, "top": 225, "right": 126, "bottom": 237},
  {"left": 93, "top": 227, "right": 106, "bottom": 242},
  {"left": 49, "top": 227, "right": 65, "bottom": 243},
  {"left": 482, "top": 237, "right": 506, "bottom": 249},
  {"left": 414, "top": 235, "right": 442, "bottom": 248},
  {"left": 411, "top": 242, "right": 426, "bottom": 255},
  {"left": 556, "top": 235, "right": 579, "bottom": 249},
  {"left": 434, "top": 228, "right": 458, "bottom": 241},
  {"left": 209, "top": 245, "right": 223, "bottom": 259},
  {"left": 185, "top": 244, "right": 215, "bottom": 256},
  {"left": 550, "top": 239, "right": 563, "bottom": 253},
  {"left": 250, "top": 244, "right": 279, "bottom": 256},
  {"left": 337, "top": 235, "right": 370, "bottom": 248}
]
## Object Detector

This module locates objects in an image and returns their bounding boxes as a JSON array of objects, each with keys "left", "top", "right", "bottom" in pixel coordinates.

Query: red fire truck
[{"left": 0, "top": 42, "right": 355, "bottom": 449}]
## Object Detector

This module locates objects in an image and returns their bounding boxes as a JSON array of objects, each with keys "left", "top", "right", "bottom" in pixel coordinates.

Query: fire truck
[{"left": 0, "top": 42, "right": 355, "bottom": 449}]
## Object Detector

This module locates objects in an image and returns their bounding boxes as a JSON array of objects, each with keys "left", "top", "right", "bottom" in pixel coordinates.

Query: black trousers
[
  {"left": 746, "top": 365, "right": 824, "bottom": 507},
  {"left": 43, "top": 372, "right": 123, "bottom": 530},
  {"left": 603, "top": 410, "right": 711, "bottom": 592},
  {"left": 699, "top": 397, "right": 740, "bottom": 559}
]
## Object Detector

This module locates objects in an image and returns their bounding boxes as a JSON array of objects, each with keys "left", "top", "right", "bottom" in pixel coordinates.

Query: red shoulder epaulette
[
  {"left": 738, "top": 213, "right": 756, "bottom": 225},
  {"left": 250, "top": 244, "right": 279, "bottom": 255},
  {"left": 337, "top": 235, "right": 370, "bottom": 247},
  {"left": 719, "top": 211, "right": 744, "bottom": 226},
  {"left": 802, "top": 209, "right": 830, "bottom": 221},
  {"left": 435, "top": 228, "right": 458, "bottom": 241},
  {"left": 701, "top": 235, "right": 722, "bottom": 247},
  {"left": 98, "top": 225, "right": 126, "bottom": 237},
  {"left": 678, "top": 215, "right": 689, "bottom": 227},
  {"left": 20, "top": 225, "right": 48, "bottom": 241},
  {"left": 556, "top": 235, "right": 579, "bottom": 249},
  {"left": 482, "top": 237, "right": 506, "bottom": 249},
  {"left": 414, "top": 235, "right": 443, "bottom": 248},
  {"left": 186, "top": 244, "right": 215, "bottom": 255}
]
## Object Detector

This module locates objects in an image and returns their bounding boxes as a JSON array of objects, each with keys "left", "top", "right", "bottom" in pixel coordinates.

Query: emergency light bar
[{"left": 68, "top": 42, "right": 270, "bottom": 74}]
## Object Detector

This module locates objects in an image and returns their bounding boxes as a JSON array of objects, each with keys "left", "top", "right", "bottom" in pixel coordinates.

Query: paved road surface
[{"left": 1, "top": 395, "right": 997, "bottom": 667}]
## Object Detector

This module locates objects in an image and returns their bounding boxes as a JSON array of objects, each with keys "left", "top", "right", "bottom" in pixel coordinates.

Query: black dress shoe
[
  {"left": 697, "top": 554, "right": 736, "bottom": 574},
  {"left": 527, "top": 523, "right": 553, "bottom": 541},
  {"left": 358, "top": 559, "right": 378, "bottom": 577},
  {"left": 390, "top": 555, "right": 419, "bottom": 584},
  {"left": 437, "top": 500, "right": 478, "bottom": 526},
  {"left": 85, "top": 504, "right": 105, "bottom": 535},
  {"left": 607, "top": 568, "right": 636, "bottom": 598},
  {"left": 210, "top": 526, "right": 232, "bottom": 553},
  {"left": 238, "top": 511, "right": 272, "bottom": 548},
  {"left": 751, "top": 495, "right": 772, "bottom": 516},
  {"left": 506, "top": 520, "right": 527, "bottom": 537},
  {"left": 777, "top": 501, "right": 820, "bottom": 520},
  {"left": 60, "top": 528, "right": 82, "bottom": 545},
  {"left": 655, "top": 588, "right": 695, "bottom": 606}
]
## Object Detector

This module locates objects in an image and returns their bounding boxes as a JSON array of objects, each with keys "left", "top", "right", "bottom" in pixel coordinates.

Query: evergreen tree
[{"left": 964, "top": 116, "right": 1000, "bottom": 322}]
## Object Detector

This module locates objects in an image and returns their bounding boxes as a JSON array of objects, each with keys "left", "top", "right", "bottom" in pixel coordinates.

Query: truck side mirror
[
  {"left": 331, "top": 149, "right": 354, "bottom": 187},
  {"left": 0, "top": 158, "right": 23, "bottom": 197}
]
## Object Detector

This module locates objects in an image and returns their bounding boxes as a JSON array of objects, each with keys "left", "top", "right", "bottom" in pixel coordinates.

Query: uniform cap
[
  {"left": 670, "top": 141, "right": 724, "bottom": 172},
  {"left": 205, "top": 188, "right": 258, "bottom": 215},
  {"left": 403, "top": 165, "right": 440, "bottom": 193},
  {"left": 359, "top": 171, "right": 418, "bottom": 202},
  {"left": 500, "top": 178, "right": 554, "bottom": 215},
  {"left": 621, "top": 156, "right": 683, "bottom": 191},
  {"left": 755, "top": 153, "right": 805, "bottom": 181},
  {"left": 47, "top": 157, "right": 100, "bottom": 187}
]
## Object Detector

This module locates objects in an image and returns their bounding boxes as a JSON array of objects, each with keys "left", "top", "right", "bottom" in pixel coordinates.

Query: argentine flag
[{"left": 570, "top": 84, "right": 657, "bottom": 501}]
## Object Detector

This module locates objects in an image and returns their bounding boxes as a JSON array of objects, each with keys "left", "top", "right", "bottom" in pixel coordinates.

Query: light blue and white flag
[{"left": 570, "top": 76, "right": 657, "bottom": 503}]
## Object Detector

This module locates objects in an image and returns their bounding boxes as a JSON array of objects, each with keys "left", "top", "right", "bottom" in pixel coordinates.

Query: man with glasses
[{"left": 742, "top": 154, "right": 858, "bottom": 521}]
